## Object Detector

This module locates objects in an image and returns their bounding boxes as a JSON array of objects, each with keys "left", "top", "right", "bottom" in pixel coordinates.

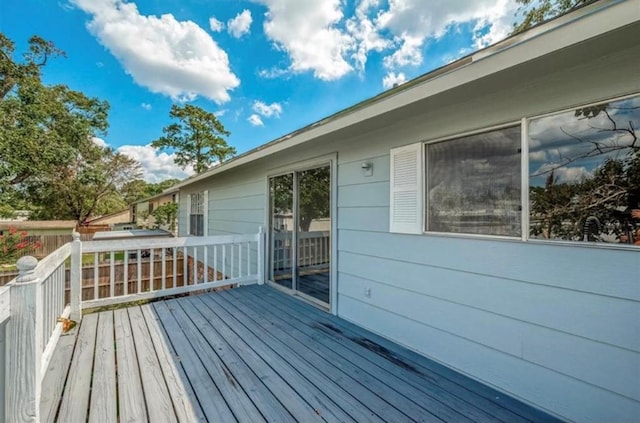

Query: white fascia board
[{"left": 175, "top": 0, "right": 638, "bottom": 190}]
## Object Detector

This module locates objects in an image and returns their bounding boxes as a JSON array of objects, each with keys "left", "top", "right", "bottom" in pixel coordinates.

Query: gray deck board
[
  {"left": 187, "top": 294, "right": 340, "bottom": 423},
  {"left": 40, "top": 328, "right": 77, "bottom": 423},
  {"left": 42, "top": 285, "right": 563, "bottom": 423},
  {"left": 114, "top": 308, "right": 148, "bottom": 422},
  {"left": 231, "top": 288, "right": 473, "bottom": 423},
  {"left": 153, "top": 301, "right": 238, "bottom": 423},
  {"left": 199, "top": 294, "right": 366, "bottom": 423},
  {"left": 252, "top": 284, "right": 562, "bottom": 423},
  {"left": 57, "top": 313, "right": 98, "bottom": 423},
  {"left": 206, "top": 292, "right": 407, "bottom": 423},
  {"left": 140, "top": 304, "right": 206, "bottom": 422},
  {"left": 220, "top": 289, "right": 437, "bottom": 423},
  {"left": 128, "top": 306, "right": 178, "bottom": 423},
  {"left": 240, "top": 287, "right": 507, "bottom": 423},
  {"left": 175, "top": 298, "right": 301, "bottom": 423},
  {"left": 88, "top": 311, "right": 117, "bottom": 423},
  {"left": 166, "top": 299, "right": 268, "bottom": 423}
]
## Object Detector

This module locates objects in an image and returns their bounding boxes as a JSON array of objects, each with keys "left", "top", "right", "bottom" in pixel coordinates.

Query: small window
[
  {"left": 189, "top": 192, "right": 205, "bottom": 236},
  {"left": 529, "top": 95, "right": 640, "bottom": 245},
  {"left": 425, "top": 125, "right": 522, "bottom": 237},
  {"left": 148, "top": 203, "right": 154, "bottom": 214}
]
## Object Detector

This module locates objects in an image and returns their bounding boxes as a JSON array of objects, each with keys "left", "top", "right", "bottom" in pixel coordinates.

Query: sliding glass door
[{"left": 269, "top": 164, "right": 331, "bottom": 305}]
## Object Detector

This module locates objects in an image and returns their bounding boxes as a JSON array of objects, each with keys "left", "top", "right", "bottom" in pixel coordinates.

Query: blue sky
[{"left": 1, "top": 0, "right": 520, "bottom": 182}]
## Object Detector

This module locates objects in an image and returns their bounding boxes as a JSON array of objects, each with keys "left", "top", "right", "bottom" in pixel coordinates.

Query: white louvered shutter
[
  {"left": 203, "top": 190, "right": 209, "bottom": 236},
  {"left": 389, "top": 143, "right": 424, "bottom": 234}
]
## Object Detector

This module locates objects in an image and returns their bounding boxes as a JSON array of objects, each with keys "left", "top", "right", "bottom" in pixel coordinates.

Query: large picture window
[
  {"left": 529, "top": 96, "right": 640, "bottom": 245},
  {"left": 189, "top": 192, "right": 205, "bottom": 236},
  {"left": 425, "top": 126, "right": 521, "bottom": 237}
]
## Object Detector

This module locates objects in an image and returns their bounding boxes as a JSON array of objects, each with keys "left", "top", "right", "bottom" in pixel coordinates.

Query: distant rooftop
[
  {"left": 92, "top": 229, "right": 173, "bottom": 240},
  {"left": 0, "top": 220, "right": 77, "bottom": 230}
]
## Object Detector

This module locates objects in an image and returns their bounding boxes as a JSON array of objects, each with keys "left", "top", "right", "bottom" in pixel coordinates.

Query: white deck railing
[
  {"left": 1, "top": 229, "right": 265, "bottom": 423},
  {"left": 272, "top": 230, "right": 330, "bottom": 271}
]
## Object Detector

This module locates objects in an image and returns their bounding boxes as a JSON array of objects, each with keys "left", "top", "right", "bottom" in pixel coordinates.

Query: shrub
[{"left": 0, "top": 228, "right": 42, "bottom": 265}]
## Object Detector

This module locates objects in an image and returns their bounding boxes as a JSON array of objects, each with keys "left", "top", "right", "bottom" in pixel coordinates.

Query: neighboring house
[
  {"left": 84, "top": 209, "right": 132, "bottom": 231},
  {"left": 174, "top": 2, "right": 639, "bottom": 422},
  {"left": 130, "top": 189, "right": 179, "bottom": 231},
  {"left": 0, "top": 220, "right": 77, "bottom": 237},
  {"left": 0, "top": 220, "right": 77, "bottom": 258}
]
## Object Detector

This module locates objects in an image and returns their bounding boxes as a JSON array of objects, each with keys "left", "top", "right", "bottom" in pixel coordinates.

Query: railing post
[
  {"left": 257, "top": 226, "right": 265, "bottom": 285},
  {"left": 6, "top": 256, "right": 41, "bottom": 423},
  {"left": 70, "top": 232, "right": 82, "bottom": 321}
]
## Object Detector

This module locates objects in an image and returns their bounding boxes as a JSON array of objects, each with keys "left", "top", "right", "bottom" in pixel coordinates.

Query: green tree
[
  {"left": 121, "top": 178, "right": 181, "bottom": 204},
  {"left": 0, "top": 33, "right": 109, "bottom": 217},
  {"left": 152, "top": 202, "right": 179, "bottom": 232},
  {"left": 0, "top": 33, "right": 65, "bottom": 99},
  {"left": 151, "top": 104, "right": 235, "bottom": 174},
  {"left": 29, "top": 144, "right": 142, "bottom": 224},
  {"left": 513, "top": 0, "right": 591, "bottom": 33}
]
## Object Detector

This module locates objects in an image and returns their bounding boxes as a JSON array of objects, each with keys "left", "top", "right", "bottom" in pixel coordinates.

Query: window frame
[
  {"left": 412, "top": 91, "right": 640, "bottom": 249},
  {"left": 421, "top": 120, "right": 524, "bottom": 241},
  {"left": 188, "top": 191, "right": 207, "bottom": 237}
]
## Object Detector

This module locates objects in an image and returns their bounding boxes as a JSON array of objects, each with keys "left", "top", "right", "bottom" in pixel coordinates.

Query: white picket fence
[{"left": 0, "top": 229, "right": 265, "bottom": 423}]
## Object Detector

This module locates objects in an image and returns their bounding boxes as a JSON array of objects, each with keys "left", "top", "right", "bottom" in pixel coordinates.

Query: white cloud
[
  {"left": 257, "top": 67, "right": 290, "bottom": 79},
  {"left": 256, "top": 0, "right": 354, "bottom": 81},
  {"left": 71, "top": 0, "right": 240, "bottom": 103},
  {"left": 378, "top": 0, "right": 518, "bottom": 68},
  {"left": 214, "top": 109, "right": 228, "bottom": 117},
  {"left": 247, "top": 114, "right": 264, "bottom": 127},
  {"left": 382, "top": 35, "right": 423, "bottom": 68},
  {"left": 92, "top": 137, "right": 108, "bottom": 148},
  {"left": 345, "top": 0, "right": 391, "bottom": 71},
  {"left": 117, "top": 144, "right": 195, "bottom": 183},
  {"left": 227, "top": 9, "right": 252, "bottom": 38},
  {"left": 533, "top": 163, "right": 591, "bottom": 184},
  {"left": 253, "top": 101, "right": 282, "bottom": 118},
  {"left": 382, "top": 71, "right": 406, "bottom": 89},
  {"left": 254, "top": 0, "right": 517, "bottom": 81},
  {"left": 141, "top": 102, "right": 152, "bottom": 110},
  {"left": 209, "top": 16, "right": 224, "bottom": 32}
]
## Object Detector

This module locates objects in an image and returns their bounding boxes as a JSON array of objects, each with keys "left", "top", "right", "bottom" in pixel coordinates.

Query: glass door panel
[
  {"left": 269, "top": 173, "right": 294, "bottom": 289},
  {"left": 296, "top": 165, "right": 331, "bottom": 304}
]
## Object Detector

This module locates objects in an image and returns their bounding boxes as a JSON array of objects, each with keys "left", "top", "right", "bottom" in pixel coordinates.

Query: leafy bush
[{"left": 0, "top": 228, "right": 42, "bottom": 265}]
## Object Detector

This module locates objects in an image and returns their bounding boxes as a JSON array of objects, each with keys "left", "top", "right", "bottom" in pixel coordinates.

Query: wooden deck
[{"left": 40, "top": 285, "right": 562, "bottom": 423}]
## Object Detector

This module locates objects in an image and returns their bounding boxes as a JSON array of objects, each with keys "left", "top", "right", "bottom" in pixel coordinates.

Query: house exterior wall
[{"left": 178, "top": 25, "right": 640, "bottom": 423}]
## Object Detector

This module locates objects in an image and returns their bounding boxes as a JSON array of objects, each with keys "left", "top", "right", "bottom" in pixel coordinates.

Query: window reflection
[
  {"left": 529, "top": 95, "right": 640, "bottom": 245},
  {"left": 426, "top": 126, "right": 521, "bottom": 237}
]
